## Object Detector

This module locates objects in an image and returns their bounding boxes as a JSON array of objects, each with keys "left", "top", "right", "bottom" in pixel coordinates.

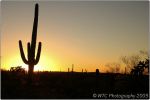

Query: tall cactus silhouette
[{"left": 19, "top": 3, "right": 42, "bottom": 78}]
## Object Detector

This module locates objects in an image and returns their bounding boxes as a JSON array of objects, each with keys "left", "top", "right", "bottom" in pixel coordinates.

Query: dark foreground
[{"left": 1, "top": 71, "right": 149, "bottom": 99}]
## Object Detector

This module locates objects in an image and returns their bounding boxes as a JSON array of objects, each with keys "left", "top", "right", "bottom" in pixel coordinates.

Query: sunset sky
[{"left": 1, "top": 1, "right": 149, "bottom": 72}]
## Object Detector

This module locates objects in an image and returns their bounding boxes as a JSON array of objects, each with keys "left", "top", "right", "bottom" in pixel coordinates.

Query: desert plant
[
  {"left": 19, "top": 4, "right": 42, "bottom": 79},
  {"left": 131, "top": 58, "right": 149, "bottom": 75},
  {"left": 82, "top": 69, "right": 83, "bottom": 73},
  {"left": 68, "top": 68, "right": 70, "bottom": 72},
  {"left": 10, "top": 66, "right": 25, "bottom": 73},
  {"left": 96, "top": 69, "right": 100, "bottom": 77},
  {"left": 105, "top": 62, "right": 121, "bottom": 73},
  {"left": 71, "top": 64, "right": 74, "bottom": 72}
]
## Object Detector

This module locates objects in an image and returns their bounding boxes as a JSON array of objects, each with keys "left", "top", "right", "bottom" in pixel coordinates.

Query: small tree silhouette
[
  {"left": 18, "top": 4, "right": 42, "bottom": 81},
  {"left": 144, "top": 58, "right": 149, "bottom": 72},
  {"left": 131, "top": 58, "right": 149, "bottom": 75}
]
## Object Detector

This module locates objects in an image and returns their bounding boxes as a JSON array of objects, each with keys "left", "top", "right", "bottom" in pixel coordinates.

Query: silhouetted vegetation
[
  {"left": 1, "top": 70, "right": 149, "bottom": 99},
  {"left": 18, "top": 3, "right": 42, "bottom": 82},
  {"left": 120, "top": 50, "right": 148, "bottom": 74},
  {"left": 105, "top": 62, "right": 121, "bottom": 73},
  {"left": 10, "top": 66, "right": 25, "bottom": 73},
  {"left": 131, "top": 58, "right": 149, "bottom": 75},
  {"left": 71, "top": 64, "right": 74, "bottom": 72},
  {"left": 96, "top": 69, "right": 100, "bottom": 77}
]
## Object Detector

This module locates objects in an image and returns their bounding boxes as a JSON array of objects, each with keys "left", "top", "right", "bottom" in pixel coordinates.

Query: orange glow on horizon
[{"left": 1, "top": 53, "right": 60, "bottom": 72}]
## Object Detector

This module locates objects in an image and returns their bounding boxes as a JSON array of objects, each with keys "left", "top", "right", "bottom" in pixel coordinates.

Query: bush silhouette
[
  {"left": 10, "top": 66, "right": 25, "bottom": 73},
  {"left": 131, "top": 58, "right": 149, "bottom": 75}
]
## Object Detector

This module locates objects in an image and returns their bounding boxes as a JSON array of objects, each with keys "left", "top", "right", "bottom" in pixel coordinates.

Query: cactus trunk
[
  {"left": 29, "top": 65, "right": 34, "bottom": 76},
  {"left": 28, "top": 64, "right": 34, "bottom": 83},
  {"left": 19, "top": 3, "right": 42, "bottom": 82}
]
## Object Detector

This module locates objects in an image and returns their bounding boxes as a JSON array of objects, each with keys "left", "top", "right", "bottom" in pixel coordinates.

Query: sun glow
[{"left": 2, "top": 53, "right": 58, "bottom": 72}]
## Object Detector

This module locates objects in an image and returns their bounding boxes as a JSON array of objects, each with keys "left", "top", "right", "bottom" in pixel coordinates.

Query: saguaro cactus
[
  {"left": 72, "top": 64, "right": 74, "bottom": 72},
  {"left": 96, "top": 69, "right": 100, "bottom": 77},
  {"left": 19, "top": 3, "right": 42, "bottom": 78}
]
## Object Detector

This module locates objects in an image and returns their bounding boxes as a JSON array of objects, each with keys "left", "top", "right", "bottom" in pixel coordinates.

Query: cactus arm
[
  {"left": 31, "top": 3, "right": 39, "bottom": 56},
  {"left": 19, "top": 40, "right": 28, "bottom": 64},
  {"left": 34, "top": 42, "right": 41, "bottom": 65}
]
